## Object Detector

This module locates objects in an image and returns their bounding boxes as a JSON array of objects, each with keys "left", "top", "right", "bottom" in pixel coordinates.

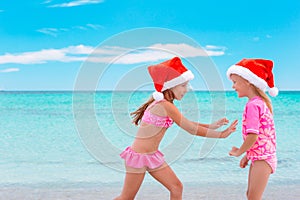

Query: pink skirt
[{"left": 120, "top": 146, "right": 165, "bottom": 169}]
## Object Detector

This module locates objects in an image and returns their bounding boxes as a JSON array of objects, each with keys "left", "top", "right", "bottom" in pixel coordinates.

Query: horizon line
[{"left": 0, "top": 90, "right": 299, "bottom": 92}]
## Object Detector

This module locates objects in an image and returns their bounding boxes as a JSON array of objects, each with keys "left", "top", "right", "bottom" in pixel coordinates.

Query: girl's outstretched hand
[
  {"left": 220, "top": 119, "right": 238, "bottom": 138},
  {"left": 210, "top": 118, "right": 229, "bottom": 129}
]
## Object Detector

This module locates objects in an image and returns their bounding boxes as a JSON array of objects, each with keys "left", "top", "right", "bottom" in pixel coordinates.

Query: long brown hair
[
  {"left": 130, "top": 89, "right": 175, "bottom": 125},
  {"left": 252, "top": 85, "right": 273, "bottom": 114}
]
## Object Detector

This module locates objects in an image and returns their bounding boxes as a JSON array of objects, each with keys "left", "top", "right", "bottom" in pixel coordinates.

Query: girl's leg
[
  {"left": 246, "top": 164, "right": 252, "bottom": 197},
  {"left": 247, "top": 160, "right": 271, "bottom": 200},
  {"left": 148, "top": 163, "right": 183, "bottom": 200},
  {"left": 114, "top": 166, "right": 146, "bottom": 200}
]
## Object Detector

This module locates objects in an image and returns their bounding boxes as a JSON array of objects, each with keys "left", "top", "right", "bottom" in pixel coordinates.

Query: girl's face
[
  {"left": 230, "top": 74, "right": 251, "bottom": 98},
  {"left": 171, "top": 81, "right": 189, "bottom": 100}
]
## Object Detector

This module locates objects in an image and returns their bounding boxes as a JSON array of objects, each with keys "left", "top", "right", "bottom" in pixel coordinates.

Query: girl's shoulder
[
  {"left": 245, "top": 96, "right": 269, "bottom": 114},
  {"left": 247, "top": 96, "right": 264, "bottom": 107},
  {"left": 157, "top": 99, "right": 175, "bottom": 107},
  {"left": 152, "top": 100, "right": 179, "bottom": 114},
  {"left": 148, "top": 100, "right": 176, "bottom": 114}
]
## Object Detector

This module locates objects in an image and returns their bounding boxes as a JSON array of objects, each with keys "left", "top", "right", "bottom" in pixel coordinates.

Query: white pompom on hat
[
  {"left": 227, "top": 58, "right": 278, "bottom": 97},
  {"left": 148, "top": 57, "right": 194, "bottom": 101}
]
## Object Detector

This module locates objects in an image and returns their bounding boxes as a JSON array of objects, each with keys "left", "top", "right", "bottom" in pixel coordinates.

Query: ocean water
[{"left": 0, "top": 91, "right": 299, "bottom": 189}]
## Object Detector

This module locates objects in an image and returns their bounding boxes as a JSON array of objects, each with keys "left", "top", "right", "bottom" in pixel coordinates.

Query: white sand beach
[{"left": 1, "top": 183, "right": 299, "bottom": 200}]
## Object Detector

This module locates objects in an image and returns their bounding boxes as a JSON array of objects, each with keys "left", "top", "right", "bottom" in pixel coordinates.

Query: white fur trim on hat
[
  {"left": 161, "top": 70, "right": 194, "bottom": 91},
  {"left": 227, "top": 65, "right": 268, "bottom": 92},
  {"left": 269, "top": 87, "right": 279, "bottom": 97},
  {"left": 152, "top": 91, "right": 164, "bottom": 101}
]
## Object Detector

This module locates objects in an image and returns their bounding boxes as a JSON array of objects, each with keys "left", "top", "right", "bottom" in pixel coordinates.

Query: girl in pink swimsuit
[
  {"left": 227, "top": 58, "right": 278, "bottom": 200},
  {"left": 114, "top": 57, "right": 238, "bottom": 200}
]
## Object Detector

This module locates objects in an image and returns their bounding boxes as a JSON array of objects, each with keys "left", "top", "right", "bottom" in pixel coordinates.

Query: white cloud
[
  {"left": 37, "top": 24, "right": 103, "bottom": 37},
  {"left": 74, "top": 26, "right": 88, "bottom": 30},
  {"left": 253, "top": 37, "right": 260, "bottom": 42},
  {"left": 266, "top": 34, "right": 272, "bottom": 38},
  {"left": 49, "top": 0, "right": 104, "bottom": 8},
  {"left": 42, "top": 0, "right": 52, "bottom": 4},
  {"left": 0, "top": 43, "right": 226, "bottom": 65},
  {"left": 0, "top": 45, "right": 94, "bottom": 65},
  {"left": 37, "top": 28, "right": 67, "bottom": 37},
  {"left": 150, "top": 43, "right": 225, "bottom": 57},
  {"left": 0, "top": 68, "right": 20, "bottom": 73},
  {"left": 93, "top": 46, "right": 130, "bottom": 55},
  {"left": 86, "top": 24, "right": 104, "bottom": 30},
  {"left": 65, "top": 45, "right": 95, "bottom": 54},
  {"left": 205, "top": 45, "right": 226, "bottom": 50},
  {"left": 88, "top": 49, "right": 173, "bottom": 64}
]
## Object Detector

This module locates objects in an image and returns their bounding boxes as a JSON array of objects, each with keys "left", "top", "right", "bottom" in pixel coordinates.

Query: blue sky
[{"left": 0, "top": 0, "right": 299, "bottom": 91}]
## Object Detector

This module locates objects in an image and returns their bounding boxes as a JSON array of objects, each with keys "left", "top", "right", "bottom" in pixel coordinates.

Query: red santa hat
[
  {"left": 227, "top": 58, "right": 278, "bottom": 97},
  {"left": 148, "top": 57, "right": 194, "bottom": 101}
]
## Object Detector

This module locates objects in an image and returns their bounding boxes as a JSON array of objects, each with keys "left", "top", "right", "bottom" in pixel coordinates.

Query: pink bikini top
[{"left": 141, "top": 100, "right": 174, "bottom": 128}]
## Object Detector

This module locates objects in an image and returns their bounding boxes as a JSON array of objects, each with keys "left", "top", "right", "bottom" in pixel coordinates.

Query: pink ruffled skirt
[{"left": 120, "top": 146, "right": 165, "bottom": 169}]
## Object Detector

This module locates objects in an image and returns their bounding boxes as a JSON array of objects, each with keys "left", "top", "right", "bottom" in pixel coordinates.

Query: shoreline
[{"left": 1, "top": 182, "right": 299, "bottom": 200}]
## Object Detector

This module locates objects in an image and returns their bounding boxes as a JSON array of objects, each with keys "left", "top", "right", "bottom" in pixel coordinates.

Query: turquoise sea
[{"left": 0, "top": 91, "right": 299, "bottom": 192}]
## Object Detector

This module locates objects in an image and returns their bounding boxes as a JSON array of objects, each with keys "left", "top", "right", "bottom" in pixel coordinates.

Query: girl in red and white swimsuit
[{"left": 114, "top": 57, "right": 238, "bottom": 200}]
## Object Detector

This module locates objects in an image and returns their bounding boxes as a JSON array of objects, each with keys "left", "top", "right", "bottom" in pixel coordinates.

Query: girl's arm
[
  {"left": 163, "top": 102, "right": 237, "bottom": 138},
  {"left": 229, "top": 133, "right": 258, "bottom": 157},
  {"left": 194, "top": 118, "right": 229, "bottom": 129},
  {"left": 192, "top": 121, "right": 209, "bottom": 128}
]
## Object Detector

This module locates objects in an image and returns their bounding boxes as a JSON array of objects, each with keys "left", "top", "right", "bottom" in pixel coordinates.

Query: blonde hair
[
  {"left": 130, "top": 89, "right": 175, "bottom": 125},
  {"left": 252, "top": 85, "right": 273, "bottom": 114}
]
